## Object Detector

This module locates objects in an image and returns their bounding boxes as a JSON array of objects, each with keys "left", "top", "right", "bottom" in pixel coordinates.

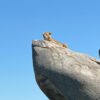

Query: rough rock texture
[{"left": 32, "top": 40, "right": 100, "bottom": 100}]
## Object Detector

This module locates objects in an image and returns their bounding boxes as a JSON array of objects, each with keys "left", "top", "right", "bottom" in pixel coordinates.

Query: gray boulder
[{"left": 32, "top": 40, "right": 100, "bottom": 100}]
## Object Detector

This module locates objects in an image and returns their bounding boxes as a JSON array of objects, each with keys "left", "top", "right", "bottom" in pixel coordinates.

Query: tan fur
[{"left": 43, "top": 32, "right": 68, "bottom": 48}]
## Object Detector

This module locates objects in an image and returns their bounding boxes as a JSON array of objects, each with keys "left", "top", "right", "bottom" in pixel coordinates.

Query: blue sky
[{"left": 0, "top": 0, "right": 100, "bottom": 100}]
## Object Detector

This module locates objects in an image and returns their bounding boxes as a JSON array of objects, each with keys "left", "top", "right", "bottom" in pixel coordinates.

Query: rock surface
[{"left": 32, "top": 40, "right": 100, "bottom": 100}]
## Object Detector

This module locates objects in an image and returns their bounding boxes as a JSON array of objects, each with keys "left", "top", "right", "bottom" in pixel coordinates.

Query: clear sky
[{"left": 0, "top": 0, "right": 100, "bottom": 100}]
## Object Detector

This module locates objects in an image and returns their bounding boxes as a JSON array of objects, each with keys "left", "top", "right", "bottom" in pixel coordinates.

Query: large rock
[{"left": 32, "top": 40, "right": 100, "bottom": 100}]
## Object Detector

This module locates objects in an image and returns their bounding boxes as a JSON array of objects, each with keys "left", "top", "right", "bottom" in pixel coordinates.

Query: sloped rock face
[{"left": 32, "top": 40, "right": 100, "bottom": 100}]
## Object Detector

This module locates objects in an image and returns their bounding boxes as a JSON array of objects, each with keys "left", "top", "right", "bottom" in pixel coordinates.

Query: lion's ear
[{"left": 49, "top": 32, "right": 52, "bottom": 35}]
